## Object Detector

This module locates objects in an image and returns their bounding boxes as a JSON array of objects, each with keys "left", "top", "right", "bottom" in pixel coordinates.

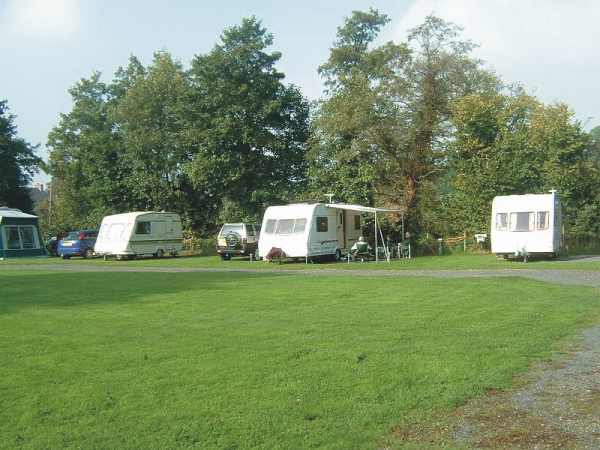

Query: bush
[{"left": 182, "top": 230, "right": 217, "bottom": 256}]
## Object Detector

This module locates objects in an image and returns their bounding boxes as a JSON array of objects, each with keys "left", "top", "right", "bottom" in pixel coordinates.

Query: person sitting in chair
[{"left": 351, "top": 236, "right": 370, "bottom": 259}]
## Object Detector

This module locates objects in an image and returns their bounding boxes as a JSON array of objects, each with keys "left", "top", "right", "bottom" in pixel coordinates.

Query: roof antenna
[{"left": 325, "top": 193, "right": 335, "bottom": 204}]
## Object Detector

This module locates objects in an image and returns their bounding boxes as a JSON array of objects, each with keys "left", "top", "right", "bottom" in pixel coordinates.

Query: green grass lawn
[
  {"left": 1, "top": 270, "right": 599, "bottom": 449},
  {"left": 4, "top": 252, "right": 600, "bottom": 271}
]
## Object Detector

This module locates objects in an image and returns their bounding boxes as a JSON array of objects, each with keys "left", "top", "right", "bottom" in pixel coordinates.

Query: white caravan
[
  {"left": 491, "top": 192, "right": 561, "bottom": 259},
  {"left": 94, "top": 212, "right": 183, "bottom": 259},
  {"left": 258, "top": 203, "right": 399, "bottom": 261}
]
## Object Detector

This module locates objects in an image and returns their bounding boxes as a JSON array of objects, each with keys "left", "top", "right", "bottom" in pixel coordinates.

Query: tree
[
  {"left": 115, "top": 51, "right": 192, "bottom": 213},
  {"left": 185, "top": 17, "right": 309, "bottom": 226},
  {"left": 309, "top": 11, "right": 499, "bottom": 234},
  {"left": 47, "top": 72, "right": 125, "bottom": 231},
  {"left": 46, "top": 18, "right": 309, "bottom": 234},
  {"left": 449, "top": 91, "right": 596, "bottom": 234},
  {"left": 0, "top": 100, "right": 40, "bottom": 212}
]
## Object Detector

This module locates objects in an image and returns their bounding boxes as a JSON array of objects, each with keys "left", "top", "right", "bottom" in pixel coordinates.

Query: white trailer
[
  {"left": 491, "top": 192, "right": 561, "bottom": 259},
  {"left": 257, "top": 202, "right": 400, "bottom": 261},
  {"left": 94, "top": 212, "right": 183, "bottom": 259}
]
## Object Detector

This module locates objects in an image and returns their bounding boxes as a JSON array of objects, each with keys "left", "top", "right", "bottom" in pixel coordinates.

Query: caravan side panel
[{"left": 128, "top": 213, "right": 183, "bottom": 256}]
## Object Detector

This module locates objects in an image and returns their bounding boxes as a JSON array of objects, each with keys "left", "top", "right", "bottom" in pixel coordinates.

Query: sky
[{"left": 1, "top": 0, "right": 599, "bottom": 185}]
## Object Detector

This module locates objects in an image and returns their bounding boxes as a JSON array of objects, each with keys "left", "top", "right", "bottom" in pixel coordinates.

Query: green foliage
[
  {"left": 0, "top": 100, "right": 41, "bottom": 212},
  {"left": 181, "top": 230, "right": 217, "bottom": 255},
  {"left": 42, "top": 11, "right": 600, "bottom": 241},
  {"left": 309, "top": 12, "right": 500, "bottom": 234},
  {"left": 185, "top": 17, "right": 309, "bottom": 221},
  {"left": 46, "top": 18, "right": 309, "bottom": 235},
  {"left": 448, "top": 91, "right": 597, "bottom": 234}
]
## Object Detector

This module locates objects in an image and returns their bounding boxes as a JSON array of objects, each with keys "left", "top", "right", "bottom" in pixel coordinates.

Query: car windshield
[
  {"left": 220, "top": 224, "right": 243, "bottom": 235},
  {"left": 64, "top": 232, "right": 80, "bottom": 240}
]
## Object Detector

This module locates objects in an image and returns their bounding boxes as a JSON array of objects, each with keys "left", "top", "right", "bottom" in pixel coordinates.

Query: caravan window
[
  {"left": 264, "top": 219, "right": 276, "bottom": 234},
  {"left": 316, "top": 217, "right": 328, "bottom": 232},
  {"left": 354, "top": 215, "right": 361, "bottom": 230},
  {"left": 135, "top": 221, "right": 151, "bottom": 235},
  {"left": 276, "top": 219, "right": 295, "bottom": 234},
  {"left": 294, "top": 219, "right": 307, "bottom": 233},
  {"left": 537, "top": 211, "right": 550, "bottom": 230},
  {"left": 495, "top": 213, "right": 508, "bottom": 231},
  {"left": 510, "top": 212, "right": 534, "bottom": 232}
]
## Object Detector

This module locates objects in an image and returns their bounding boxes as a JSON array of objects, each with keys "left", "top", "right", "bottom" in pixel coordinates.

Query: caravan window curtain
[
  {"left": 264, "top": 220, "right": 276, "bottom": 234},
  {"left": 537, "top": 211, "right": 550, "bottom": 230},
  {"left": 293, "top": 219, "right": 307, "bottom": 233},
  {"left": 510, "top": 212, "right": 534, "bottom": 232},
  {"left": 495, "top": 213, "right": 508, "bottom": 231},
  {"left": 276, "top": 219, "right": 295, "bottom": 234}
]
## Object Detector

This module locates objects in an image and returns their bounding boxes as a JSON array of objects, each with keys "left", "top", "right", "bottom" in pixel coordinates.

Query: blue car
[{"left": 58, "top": 230, "right": 98, "bottom": 259}]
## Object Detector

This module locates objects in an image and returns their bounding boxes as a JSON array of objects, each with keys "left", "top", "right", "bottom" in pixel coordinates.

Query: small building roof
[{"left": 0, "top": 207, "right": 38, "bottom": 219}]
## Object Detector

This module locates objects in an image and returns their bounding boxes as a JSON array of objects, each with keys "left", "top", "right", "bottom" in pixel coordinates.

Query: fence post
[{"left": 463, "top": 231, "right": 467, "bottom": 252}]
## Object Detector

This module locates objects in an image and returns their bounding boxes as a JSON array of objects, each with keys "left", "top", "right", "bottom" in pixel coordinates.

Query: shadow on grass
[{"left": 0, "top": 271, "right": 278, "bottom": 314}]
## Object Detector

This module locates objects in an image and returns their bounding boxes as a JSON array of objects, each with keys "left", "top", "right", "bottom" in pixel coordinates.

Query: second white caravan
[{"left": 94, "top": 211, "right": 183, "bottom": 259}]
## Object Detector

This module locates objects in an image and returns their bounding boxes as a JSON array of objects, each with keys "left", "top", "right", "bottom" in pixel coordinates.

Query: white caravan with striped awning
[
  {"left": 257, "top": 203, "right": 400, "bottom": 261},
  {"left": 94, "top": 211, "right": 183, "bottom": 259}
]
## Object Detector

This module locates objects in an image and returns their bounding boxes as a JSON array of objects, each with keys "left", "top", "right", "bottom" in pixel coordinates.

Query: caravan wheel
[
  {"left": 155, "top": 249, "right": 164, "bottom": 259},
  {"left": 334, "top": 249, "right": 342, "bottom": 261}
]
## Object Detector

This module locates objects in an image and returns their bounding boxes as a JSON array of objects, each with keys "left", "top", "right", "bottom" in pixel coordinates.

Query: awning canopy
[{"left": 325, "top": 203, "right": 402, "bottom": 214}]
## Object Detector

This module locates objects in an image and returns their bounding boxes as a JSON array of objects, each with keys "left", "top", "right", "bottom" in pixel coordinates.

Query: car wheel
[
  {"left": 84, "top": 248, "right": 93, "bottom": 259},
  {"left": 61, "top": 254, "right": 70, "bottom": 260}
]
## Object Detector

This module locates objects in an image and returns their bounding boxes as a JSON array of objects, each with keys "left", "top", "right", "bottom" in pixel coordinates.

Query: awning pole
[{"left": 375, "top": 212, "right": 378, "bottom": 263}]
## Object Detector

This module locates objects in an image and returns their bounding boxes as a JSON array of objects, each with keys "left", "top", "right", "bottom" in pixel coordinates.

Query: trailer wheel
[
  {"left": 334, "top": 249, "right": 342, "bottom": 261},
  {"left": 155, "top": 249, "right": 164, "bottom": 259}
]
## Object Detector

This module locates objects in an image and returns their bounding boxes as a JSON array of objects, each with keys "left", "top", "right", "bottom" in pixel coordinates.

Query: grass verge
[{"left": 1, "top": 270, "right": 599, "bottom": 449}]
